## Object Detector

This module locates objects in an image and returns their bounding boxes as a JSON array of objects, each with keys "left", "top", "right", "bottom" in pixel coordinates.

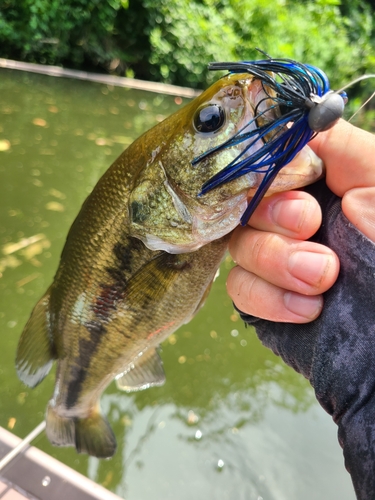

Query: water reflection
[{"left": 0, "top": 69, "right": 355, "bottom": 499}]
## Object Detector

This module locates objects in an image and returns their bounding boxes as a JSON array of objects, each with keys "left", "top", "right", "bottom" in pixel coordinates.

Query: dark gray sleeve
[{"left": 238, "top": 180, "right": 375, "bottom": 499}]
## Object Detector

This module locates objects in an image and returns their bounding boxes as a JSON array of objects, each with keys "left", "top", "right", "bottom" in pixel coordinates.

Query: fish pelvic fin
[
  {"left": 116, "top": 347, "right": 166, "bottom": 392},
  {"left": 46, "top": 403, "right": 117, "bottom": 458},
  {"left": 16, "top": 289, "right": 55, "bottom": 387}
]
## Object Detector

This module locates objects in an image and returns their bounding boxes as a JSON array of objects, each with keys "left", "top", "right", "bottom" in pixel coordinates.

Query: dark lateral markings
[
  {"left": 66, "top": 237, "right": 151, "bottom": 409},
  {"left": 65, "top": 320, "right": 106, "bottom": 409},
  {"left": 92, "top": 282, "right": 125, "bottom": 323},
  {"left": 113, "top": 237, "right": 146, "bottom": 274},
  {"left": 92, "top": 237, "right": 148, "bottom": 323}
]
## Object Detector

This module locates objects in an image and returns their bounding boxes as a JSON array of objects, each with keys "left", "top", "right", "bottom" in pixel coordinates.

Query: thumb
[
  {"left": 309, "top": 120, "right": 375, "bottom": 197},
  {"left": 342, "top": 187, "right": 375, "bottom": 243}
]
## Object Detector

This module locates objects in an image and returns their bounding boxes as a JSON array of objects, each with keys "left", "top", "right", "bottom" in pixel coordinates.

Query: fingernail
[
  {"left": 288, "top": 251, "right": 333, "bottom": 287},
  {"left": 272, "top": 199, "right": 310, "bottom": 232},
  {"left": 284, "top": 292, "right": 323, "bottom": 319}
]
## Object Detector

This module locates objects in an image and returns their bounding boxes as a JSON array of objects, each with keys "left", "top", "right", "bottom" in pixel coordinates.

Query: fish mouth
[{"left": 246, "top": 76, "right": 282, "bottom": 129}]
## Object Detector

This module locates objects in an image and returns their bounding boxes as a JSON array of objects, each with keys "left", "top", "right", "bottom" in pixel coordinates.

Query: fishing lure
[{"left": 193, "top": 54, "right": 347, "bottom": 225}]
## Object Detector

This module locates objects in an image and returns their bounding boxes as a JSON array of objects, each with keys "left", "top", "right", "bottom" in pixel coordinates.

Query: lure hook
[{"left": 194, "top": 55, "right": 348, "bottom": 224}]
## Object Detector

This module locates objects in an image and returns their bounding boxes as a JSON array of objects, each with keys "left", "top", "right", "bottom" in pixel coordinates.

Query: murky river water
[{"left": 0, "top": 69, "right": 355, "bottom": 499}]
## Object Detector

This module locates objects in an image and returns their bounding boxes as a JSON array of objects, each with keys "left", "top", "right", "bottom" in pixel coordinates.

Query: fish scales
[{"left": 16, "top": 73, "right": 324, "bottom": 457}]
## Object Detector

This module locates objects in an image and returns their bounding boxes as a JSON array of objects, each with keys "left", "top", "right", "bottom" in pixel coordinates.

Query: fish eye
[{"left": 193, "top": 104, "right": 225, "bottom": 134}]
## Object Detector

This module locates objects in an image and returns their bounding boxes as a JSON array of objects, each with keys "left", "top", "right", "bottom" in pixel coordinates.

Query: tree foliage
[{"left": 0, "top": 0, "right": 374, "bottom": 91}]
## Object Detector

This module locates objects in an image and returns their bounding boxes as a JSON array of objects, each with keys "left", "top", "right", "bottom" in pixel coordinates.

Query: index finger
[{"left": 309, "top": 119, "right": 375, "bottom": 197}]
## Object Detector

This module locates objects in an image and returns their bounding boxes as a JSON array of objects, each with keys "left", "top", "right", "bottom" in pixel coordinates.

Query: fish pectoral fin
[
  {"left": 16, "top": 289, "right": 55, "bottom": 387},
  {"left": 46, "top": 403, "right": 117, "bottom": 459},
  {"left": 125, "top": 251, "right": 191, "bottom": 308},
  {"left": 116, "top": 348, "right": 166, "bottom": 392}
]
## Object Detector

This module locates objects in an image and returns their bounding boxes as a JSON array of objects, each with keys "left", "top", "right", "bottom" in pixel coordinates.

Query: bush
[
  {"left": 143, "top": 0, "right": 375, "bottom": 90},
  {"left": 0, "top": 0, "right": 133, "bottom": 68},
  {"left": 0, "top": 0, "right": 374, "bottom": 93}
]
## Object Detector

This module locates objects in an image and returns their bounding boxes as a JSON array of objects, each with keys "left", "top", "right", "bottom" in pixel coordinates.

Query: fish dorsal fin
[
  {"left": 16, "top": 289, "right": 55, "bottom": 388},
  {"left": 115, "top": 348, "right": 165, "bottom": 392}
]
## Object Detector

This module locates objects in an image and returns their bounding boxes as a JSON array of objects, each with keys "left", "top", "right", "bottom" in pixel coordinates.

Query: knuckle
[
  {"left": 227, "top": 267, "right": 258, "bottom": 314},
  {"left": 250, "top": 232, "right": 281, "bottom": 271}
]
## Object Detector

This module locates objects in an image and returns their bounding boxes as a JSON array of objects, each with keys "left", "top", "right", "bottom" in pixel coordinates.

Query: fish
[{"left": 16, "top": 71, "right": 323, "bottom": 458}]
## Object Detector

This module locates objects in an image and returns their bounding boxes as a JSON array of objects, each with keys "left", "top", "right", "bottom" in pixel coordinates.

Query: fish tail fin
[
  {"left": 16, "top": 289, "right": 55, "bottom": 387},
  {"left": 46, "top": 403, "right": 117, "bottom": 458},
  {"left": 75, "top": 405, "right": 117, "bottom": 458}
]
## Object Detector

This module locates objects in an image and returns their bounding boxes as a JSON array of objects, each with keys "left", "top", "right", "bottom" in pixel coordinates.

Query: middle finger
[{"left": 228, "top": 226, "right": 340, "bottom": 295}]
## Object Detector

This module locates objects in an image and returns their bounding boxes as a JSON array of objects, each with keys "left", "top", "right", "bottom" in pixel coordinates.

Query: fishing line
[
  {"left": 336, "top": 74, "right": 375, "bottom": 95},
  {"left": 349, "top": 90, "right": 375, "bottom": 123},
  {"left": 335, "top": 74, "right": 375, "bottom": 123},
  {"left": 0, "top": 420, "right": 46, "bottom": 471}
]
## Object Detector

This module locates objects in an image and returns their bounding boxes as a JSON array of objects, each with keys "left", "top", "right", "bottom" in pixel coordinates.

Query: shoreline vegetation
[
  {"left": 0, "top": 57, "right": 201, "bottom": 98},
  {"left": 1, "top": 0, "right": 374, "bottom": 126}
]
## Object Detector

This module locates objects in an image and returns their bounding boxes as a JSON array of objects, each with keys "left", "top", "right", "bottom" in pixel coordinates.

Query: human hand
[
  {"left": 227, "top": 120, "right": 375, "bottom": 323},
  {"left": 229, "top": 120, "right": 375, "bottom": 499}
]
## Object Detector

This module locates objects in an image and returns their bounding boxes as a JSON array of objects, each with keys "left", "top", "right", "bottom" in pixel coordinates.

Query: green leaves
[
  {"left": 0, "top": 0, "right": 374, "bottom": 96},
  {"left": 143, "top": 0, "right": 375, "bottom": 91}
]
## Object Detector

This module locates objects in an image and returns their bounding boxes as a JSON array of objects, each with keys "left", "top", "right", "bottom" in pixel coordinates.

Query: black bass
[{"left": 16, "top": 73, "right": 323, "bottom": 458}]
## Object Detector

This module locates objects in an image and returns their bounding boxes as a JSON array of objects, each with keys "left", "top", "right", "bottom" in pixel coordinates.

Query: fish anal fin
[
  {"left": 116, "top": 348, "right": 165, "bottom": 392},
  {"left": 46, "top": 403, "right": 75, "bottom": 448},
  {"left": 46, "top": 403, "right": 117, "bottom": 459},
  {"left": 16, "top": 289, "right": 55, "bottom": 387}
]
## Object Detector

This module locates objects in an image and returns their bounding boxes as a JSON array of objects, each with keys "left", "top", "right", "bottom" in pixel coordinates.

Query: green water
[{"left": 0, "top": 69, "right": 355, "bottom": 499}]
